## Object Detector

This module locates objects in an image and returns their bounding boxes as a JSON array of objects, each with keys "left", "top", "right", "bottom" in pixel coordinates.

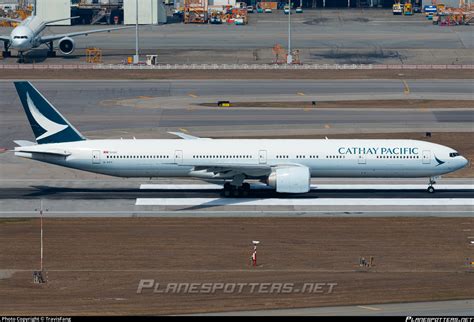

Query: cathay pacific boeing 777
[{"left": 13, "top": 82, "right": 468, "bottom": 197}]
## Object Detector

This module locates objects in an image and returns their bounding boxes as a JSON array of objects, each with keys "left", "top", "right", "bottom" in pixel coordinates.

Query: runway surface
[
  {"left": 1, "top": 79, "right": 472, "bottom": 100},
  {"left": 0, "top": 80, "right": 472, "bottom": 148},
  {"left": 0, "top": 180, "right": 472, "bottom": 217},
  {"left": 0, "top": 184, "right": 472, "bottom": 200},
  {"left": 195, "top": 299, "right": 474, "bottom": 316},
  {"left": 136, "top": 198, "right": 473, "bottom": 207}
]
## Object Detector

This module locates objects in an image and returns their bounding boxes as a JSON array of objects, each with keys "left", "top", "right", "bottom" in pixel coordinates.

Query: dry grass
[
  {"left": 0, "top": 217, "right": 473, "bottom": 315},
  {"left": 1, "top": 69, "right": 473, "bottom": 80}
]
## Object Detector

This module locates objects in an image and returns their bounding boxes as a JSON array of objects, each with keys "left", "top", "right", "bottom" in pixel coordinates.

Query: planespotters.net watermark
[
  {"left": 406, "top": 318, "right": 474, "bottom": 322},
  {"left": 137, "top": 280, "right": 337, "bottom": 295}
]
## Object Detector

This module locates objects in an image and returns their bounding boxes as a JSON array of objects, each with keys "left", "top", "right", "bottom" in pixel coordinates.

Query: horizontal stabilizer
[
  {"left": 15, "top": 147, "right": 71, "bottom": 156},
  {"left": 14, "top": 140, "right": 36, "bottom": 147}
]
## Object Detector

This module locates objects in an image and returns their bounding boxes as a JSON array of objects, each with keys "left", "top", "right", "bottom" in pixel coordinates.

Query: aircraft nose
[
  {"left": 460, "top": 156, "right": 469, "bottom": 168},
  {"left": 12, "top": 39, "right": 29, "bottom": 50},
  {"left": 12, "top": 39, "right": 24, "bottom": 48}
]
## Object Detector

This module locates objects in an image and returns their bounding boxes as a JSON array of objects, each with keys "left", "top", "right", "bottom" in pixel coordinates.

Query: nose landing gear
[{"left": 427, "top": 177, "right": 436, "bottom": 193}]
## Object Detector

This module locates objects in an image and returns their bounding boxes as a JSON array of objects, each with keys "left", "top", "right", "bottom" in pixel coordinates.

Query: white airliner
[
  {"left": 0, "top": 6, "right": 130, "bottom": 62},
  {"left": 13, "top": 82, "right": 468, "bottom": 196}
]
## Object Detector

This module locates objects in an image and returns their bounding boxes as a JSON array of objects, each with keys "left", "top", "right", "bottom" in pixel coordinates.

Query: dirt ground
[
  {"left": 1, "top": 69, "right": 473, "bottom": 80},
  {"left": 202, "top": 100, "right": 474, "bottom": 109},
  {"left": 0, "top": 217, "right": 473, "bottom": 315}
]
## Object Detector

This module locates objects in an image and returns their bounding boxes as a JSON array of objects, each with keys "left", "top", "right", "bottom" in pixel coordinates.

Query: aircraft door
[
  {"left": 422, "top": 150, "right": 431, "bottom": 164},
  {"left": 92, "top": 150, "right": 101, "bottom": 164},
  {"left": 174, "top": 150, "right": 183, "bottom": 164},
  {"left": 259, "top": 150, "right": 267, "bottom": 164}
]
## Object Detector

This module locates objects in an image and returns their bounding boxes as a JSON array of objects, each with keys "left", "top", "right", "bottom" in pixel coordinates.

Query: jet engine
[
  {"left": 58, "top": 37, "right": 75, "bottom": 55},
  {"left": 267, "top": 166, "right": 311, "bottom": 193}
]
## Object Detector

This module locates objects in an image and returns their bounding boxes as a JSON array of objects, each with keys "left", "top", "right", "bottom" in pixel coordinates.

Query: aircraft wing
[
  {"left": 189, "top": 163, "right": 273, "bottom": 178},
  {"left": 186, "top": 162, "right": 307, "bottom": 178},
  {"left": 0, "top": 35, "right": 10, "bottom": 42},
  {"left": 0, "top": 17, "right": 22, "bottom": 23},
  {"left": 44, "top": 16, "right": 80, "bottom": 25},
  {"left": 39, "top": 26, "right": 133, "bottom": 43},
  {"left": 168, "top": 132, "right": 211, "bottom": 140}
]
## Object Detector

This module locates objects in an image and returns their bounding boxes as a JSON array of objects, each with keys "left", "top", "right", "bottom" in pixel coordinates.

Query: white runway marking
[
  {"left": 141, "top": 184, "right": 224, "bottom": 190},
  {"left": 0, "top": 210, "right": 473, "bottom": 218},
  {"left": 135, "top": 198, "right": 474, "bottom": 206},
  {"left": 310, "top": 184, "right": 474, "bottom": 190},
  {"left": 140, "top": 184, "right": 474, "bottom": 190},
  {"left": 357, "top": 306, "right": 382, "bottom": 311}
]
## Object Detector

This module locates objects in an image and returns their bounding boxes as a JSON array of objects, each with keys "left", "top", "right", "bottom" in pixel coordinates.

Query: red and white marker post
[{"left": 251, "top": 241, "right": 260, "bottom": 267}]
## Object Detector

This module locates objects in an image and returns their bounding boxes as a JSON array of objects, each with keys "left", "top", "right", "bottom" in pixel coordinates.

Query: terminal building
[
  {"left": 0, "top": 0, "right": 468, "bottom": 23},
  {"left": 0, "top": 0, "right": 168, "bottom": 25}
]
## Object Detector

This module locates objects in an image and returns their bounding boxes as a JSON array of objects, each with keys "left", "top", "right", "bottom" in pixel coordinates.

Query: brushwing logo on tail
[{"left": 27, "top": 92, "right": 68, "bottom": 140}]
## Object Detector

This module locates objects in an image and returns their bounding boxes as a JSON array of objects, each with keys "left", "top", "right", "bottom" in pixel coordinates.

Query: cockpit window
[
  {"left": 449, "top": 152, "right": 460, "bottom": 157},
  {"left": 13, "top": 36, "right": 28, "bottom": 39}
]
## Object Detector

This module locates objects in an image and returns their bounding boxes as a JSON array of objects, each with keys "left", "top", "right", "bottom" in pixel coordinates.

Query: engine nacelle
[
  {"left": 58, "top": 37, "right": 75, "bottom": 55},
  {"left": 267, "top": 166, "right": 311, "bottom": 193}
]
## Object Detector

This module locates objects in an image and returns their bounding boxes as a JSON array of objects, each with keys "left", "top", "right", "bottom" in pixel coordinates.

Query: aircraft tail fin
[{"left": 14, "top": 82, "right": 86, "bottom": 145}]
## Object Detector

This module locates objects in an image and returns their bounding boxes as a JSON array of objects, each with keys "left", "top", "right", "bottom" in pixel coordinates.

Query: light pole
[
  {"left": 33, "top": 200, "right": 48, "bottom": 284},
  {"left": 287, "top": 0, "right": 292, "bottom": 64},
  {"left": 40, "top": 200, "right": 44, "bottom": 271},
  {"left": 134, "top": 0, "right": 140, "bottom": 64}
]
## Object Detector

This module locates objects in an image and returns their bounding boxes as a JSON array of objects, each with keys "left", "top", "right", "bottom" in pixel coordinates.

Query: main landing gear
[
  {"left": 223, "top": 182, "right": 251, "bottom": 198},
  {"left": 2, "top": 41, "right": 11, "bottom": 58},
  {"left": 427, "top": 177, "right": 436, "bottom": 193},
  {"left": 46, "top": 41, "right": 56, "bottom": 57},
  {"left": 17, "top": 51, "right": 25, "bottom": 63}
]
